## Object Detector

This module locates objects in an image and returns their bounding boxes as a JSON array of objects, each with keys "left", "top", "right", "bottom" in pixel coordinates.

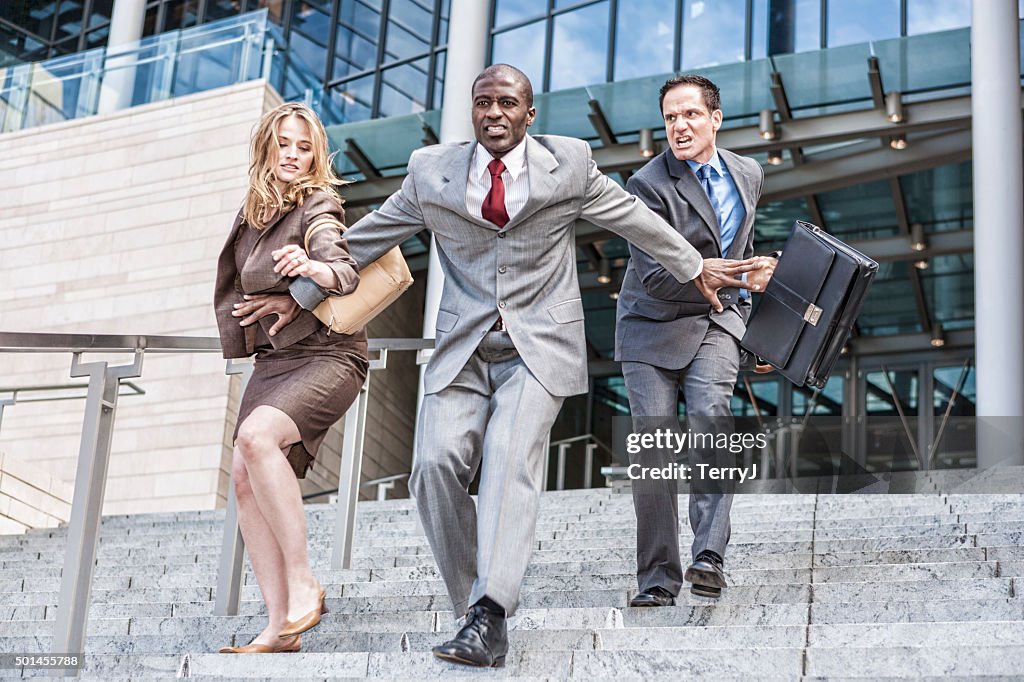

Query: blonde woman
[{"left": 213, "top": 102, "right": 368, "bottom": 653}]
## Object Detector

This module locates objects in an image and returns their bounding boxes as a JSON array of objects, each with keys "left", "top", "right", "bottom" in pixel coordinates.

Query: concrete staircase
[{"left": 2, "top": 487, "right": 1024, "bottom": 679}]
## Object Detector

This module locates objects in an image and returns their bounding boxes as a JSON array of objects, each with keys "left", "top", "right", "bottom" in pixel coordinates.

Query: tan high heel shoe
[
  {"left": 277, "top": 585, "right": 328, "bottom": 638},
  {"left": 219, "top": 634, "right": 301, "bottom": 654}
]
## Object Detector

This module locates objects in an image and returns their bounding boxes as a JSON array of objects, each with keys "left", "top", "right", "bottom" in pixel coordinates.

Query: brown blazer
[{"left": 214, "top": 190, "right": 360, "bottom": 359}]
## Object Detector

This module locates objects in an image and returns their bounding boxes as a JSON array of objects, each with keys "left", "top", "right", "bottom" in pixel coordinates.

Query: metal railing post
[
  {"left": 583, "top": 443, "right": 596, "bottom": 489},
  {"left": 541, "top": 432, "right": 551, "bottom": 491},
  {"left": 331, "top": 377, "right": 370, "bottom": 569},
  {"left": 0, "top": 396, "right": 14, "bottom": 433},
  {"left": 214, "top": 359, "right": 253, "bottom": 617},
  {"left": 52, "top": 350, "right": 143, "bottom": 659},
  {"left": 331, "top": 349, "right": 386, "bottom": 569},
  {"left": 555, "top": 443, "right": 570, "bottom": 491}
]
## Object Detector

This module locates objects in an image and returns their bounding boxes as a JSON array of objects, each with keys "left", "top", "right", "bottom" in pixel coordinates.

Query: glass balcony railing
[{"left": 0, "top": 10, "right": 341, "bottom": 134}]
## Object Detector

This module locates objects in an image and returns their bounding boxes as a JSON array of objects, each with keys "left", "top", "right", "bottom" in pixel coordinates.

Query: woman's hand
[{"left": 272, "top": 244, "right": 339, "bottom": 289}]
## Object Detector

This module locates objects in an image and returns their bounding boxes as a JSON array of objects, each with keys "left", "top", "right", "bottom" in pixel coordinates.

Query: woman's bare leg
[
  {"left": 235, "top": 405, "right": 322, "bottom": 625},
  {"left": 230, "top": 451, "right": 291, "bottom": 646}
]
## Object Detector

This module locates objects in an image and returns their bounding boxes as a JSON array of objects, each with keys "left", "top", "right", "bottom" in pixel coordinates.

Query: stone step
[
  {"left": 0, "top": 623, "right": 813, "bottom": 657},
  {"left": 805, "top": 645, "right": 1024, "bottom": 677},
  {"left": 177, "top": 648, "right": 805, "bottom": 678},
  {"left": 812, "top": 546, "right": 987, "bottom": 566},
  {"left": 975, "top": 531, "right": 1024, "bottom": 546},
  {"left": 810, "top": 597, "right": 1024, "bottom": 624},
  {"left": 811, "top": 560, "right": 997, "bottom": 583},
  {"left": 807, "top": 620, "right": 1024, "bottom": 647}
]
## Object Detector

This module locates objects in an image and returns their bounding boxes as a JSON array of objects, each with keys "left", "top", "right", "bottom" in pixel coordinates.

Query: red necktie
[{"left": 482, "top": 159, "right": 510, "bottom": 228}]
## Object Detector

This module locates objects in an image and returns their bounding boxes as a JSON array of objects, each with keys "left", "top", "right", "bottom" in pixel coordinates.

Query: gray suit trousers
[
  {"left": 410, "top": 331, "right": 564, "bottom": 616},
  {"left": 622, "top": 324, "right": 739, "bottom": 595}
]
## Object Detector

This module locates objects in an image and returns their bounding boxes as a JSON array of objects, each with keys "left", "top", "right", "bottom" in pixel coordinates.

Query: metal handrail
[
  {"left": 303, "top": 473, "right": 411, "bottom": 499},
  {"left": 0, "top": 331, "right": 434, "bottom": 659},
  {"left": 547, "top": 432, "right": 613, "bottom": 490},
  {"left": 0, "top": 331, "right": 430, "bottom": 353},
  {"left": 0, "top": 380, "right": 145, "bottom": 398},
  {"left": 0, "top": 380, "right": 145, "bottom": 433}
]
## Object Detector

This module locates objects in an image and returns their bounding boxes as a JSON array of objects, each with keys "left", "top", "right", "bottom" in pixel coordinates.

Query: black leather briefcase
[{"left": 741, "top": 221, "right": 878, "bottom": 388}]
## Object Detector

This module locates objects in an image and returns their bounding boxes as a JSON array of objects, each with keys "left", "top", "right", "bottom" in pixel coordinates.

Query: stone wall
[{"left": 0, "top": 79, "right": 423, "bottom": 520}]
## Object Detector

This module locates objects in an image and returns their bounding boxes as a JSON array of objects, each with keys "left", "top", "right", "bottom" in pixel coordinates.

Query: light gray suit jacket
[
  {"left": 614, "top": 148, "right": 764, "bottom": 370},
  {"left": 342, "top": 134, "right": 703, "bottom": 397}
]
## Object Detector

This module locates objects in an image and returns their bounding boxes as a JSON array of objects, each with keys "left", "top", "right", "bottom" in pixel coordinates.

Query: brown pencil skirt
[{"left": 234, "top": 343, "right": 369, "bottom": 478}]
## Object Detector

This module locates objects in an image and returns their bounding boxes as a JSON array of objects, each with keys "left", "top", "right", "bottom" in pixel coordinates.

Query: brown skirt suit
[{"left": 214, "top": 189, "right": 369, "bottom": 478}]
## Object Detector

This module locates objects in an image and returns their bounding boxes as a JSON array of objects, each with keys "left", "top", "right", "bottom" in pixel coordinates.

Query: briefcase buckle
[{"left": 804, "top": 304, "right": 823, "bottom": 326}]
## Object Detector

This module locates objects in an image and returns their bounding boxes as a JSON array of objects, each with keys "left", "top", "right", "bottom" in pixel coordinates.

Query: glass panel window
[
  {"left": 83, "top": 25, "right": 110, "bottom": 51},
  {"left": 438, "top": 0, "right": 450, "bottom": 43},
  {"left": 920, "top": 253, "right": 974, "bottom": 330},
  {"left": 86, "top": 0, "right": 114, "bottom": 29},
  {"left": 291, "top": 2, "right": 331, "bottom": 37},
  {"left": 864, "top": 368, "right": 920, "bottom": 472},
  {"left": 52, "top": 0, "right": 86, "bottom": 42},
  {"left": 258, "top": 0, "right": 286, "bottom": 24},
  {"left": 494, "top": 0, "right": 546, "bottom": 28},
  {"left": 384, "top": 19, "right": 429, "bottom": 62},
  {"left": 682, "top": 0, "right": 746, "bottom": 68},
  {"left": 826, "top": 0, "right": 899, "bottom": 47},
  {"left": 0, "top": 23, "right": 46, "bottom": 65},
  {"left": 1, "top": 2, "right": 56, "bottom": 40},
  {"left": 907, "top": 0, "right": 969, "bottom": 35},
  {"left": 613, "top": 0, "right": 673, "bottom": 81},
  {"left": 378, "top": 57, "right": 429, "bottom": 117},
  {"left": 857, "top": 261, "right": 923, "bottom": 335},
  {"left": 344, "top": 0, "right": 382, "bottom": 39},
  {"left": 204, "top": 0, "right": 245, "bottom": 22},
  {"left": 389, "top": 0, "right": 432, "bottom": 36},
  {"left": 900, "top": 162, "right": 972, "bottom": 233},
  {"left": 162, "top": 0, "right": 200, "bottom": 30},
  {"left": 754, "top": 197, "right": 809, "bottom": 251},
  {"left": 289, "top": 29, "right": 329, "bottom": 80},
  {"left": 794, "top": 375, "right": 844, "bottom": 416},
  {"left": 431, "top": 49, "right": 446, "bottom": 109},
  {"left": 330, "top": 74, "right": 374, "bottom": 123},
  {"left": 752, "top": 0, "right": 822, "bottom": 58},
  {"left": 491, "top": 21, "right": 545, "bottom": 95},
  {"left": 731, "top": 379, "right": 780, "bottom": 417},
  {"left": 816, "top": 180, "right": 899, "bottom": 240},
  {"left": 550, "top": 1, "right": 609, "bottom": 91},
  {"left": 334, "top": 25, "right": 378, "bottom": 78},
  {"left": 930, "top": 363, "right": 975, "bottom": 469}
]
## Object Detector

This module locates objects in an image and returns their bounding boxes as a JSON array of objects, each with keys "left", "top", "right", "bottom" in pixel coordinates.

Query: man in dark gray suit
[
  {"left": 615, "top": 75, "right": 777, "bottom": 606},
  {"left": 278, "top": 65, "right": 760, "bottom": 666}
]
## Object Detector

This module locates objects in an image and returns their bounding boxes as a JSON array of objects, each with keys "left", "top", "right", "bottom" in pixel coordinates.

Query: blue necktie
[
  {"left": 697, "top": 163, "right": 722, "bottom": 229},
  {"left": 698, "top": 163, "right": 748, "bottom": 299}
]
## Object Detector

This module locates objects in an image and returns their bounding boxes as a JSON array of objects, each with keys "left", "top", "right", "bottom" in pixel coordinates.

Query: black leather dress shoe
[
  {"left": 629, "top": 585, "right": 676, "bottom": 607},
  {"left": 431, "top": 604, "right": 508, "bottom": 667},
  {"left": 685, "top": 551, "right": 726, "bottom": 598}
]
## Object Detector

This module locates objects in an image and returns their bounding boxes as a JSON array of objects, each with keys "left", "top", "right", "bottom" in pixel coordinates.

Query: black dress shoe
[
  {"left": 685, "top": 550, "right": 726, "bottom": 598},
  {"left": 629, "top": 586, "right": 676, "bottom": 607},
  {"left": 431, "top": 604, "right": 508, "bottom": 668}
]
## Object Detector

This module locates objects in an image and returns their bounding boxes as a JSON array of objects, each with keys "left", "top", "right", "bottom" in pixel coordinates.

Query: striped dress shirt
[{"left": 466, "top": 137, "right": 529, "bottom": 222}]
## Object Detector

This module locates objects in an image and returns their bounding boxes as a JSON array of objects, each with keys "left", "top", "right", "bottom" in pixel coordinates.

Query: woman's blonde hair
[{"left": 243, "top": 102, "right": 346, "bottom": 230}]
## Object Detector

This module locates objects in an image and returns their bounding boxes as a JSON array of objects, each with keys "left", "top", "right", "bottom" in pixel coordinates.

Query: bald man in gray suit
[{"left": 286, "top": 65, "right": 759, "bottom": 667}]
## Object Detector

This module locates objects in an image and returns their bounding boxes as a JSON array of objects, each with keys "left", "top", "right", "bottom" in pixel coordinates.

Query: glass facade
[
  {"left": 1, "top": 0, "right": 1003, "bottom": 459},
  {"left": 486, "top": 0, "right": 989, "bottom": 94},
  {"left": 1, "top": 0, "right": 449, "bottom": 123}
]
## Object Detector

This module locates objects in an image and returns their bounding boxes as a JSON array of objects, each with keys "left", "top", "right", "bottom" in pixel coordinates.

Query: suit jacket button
[
  {"left": 497, "top": 232, "right": 506, "bottom": 238},
  {"left": 498, "top": 266, "right": 507, "bottom": 274},
  {"left": 499, "top": 301, "right": 507, "bottom": 309}
]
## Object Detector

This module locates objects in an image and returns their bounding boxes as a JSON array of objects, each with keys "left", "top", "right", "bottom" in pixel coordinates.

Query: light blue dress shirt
[{"left": 687, "top": 151, "right": 749, "bottom": 299}]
